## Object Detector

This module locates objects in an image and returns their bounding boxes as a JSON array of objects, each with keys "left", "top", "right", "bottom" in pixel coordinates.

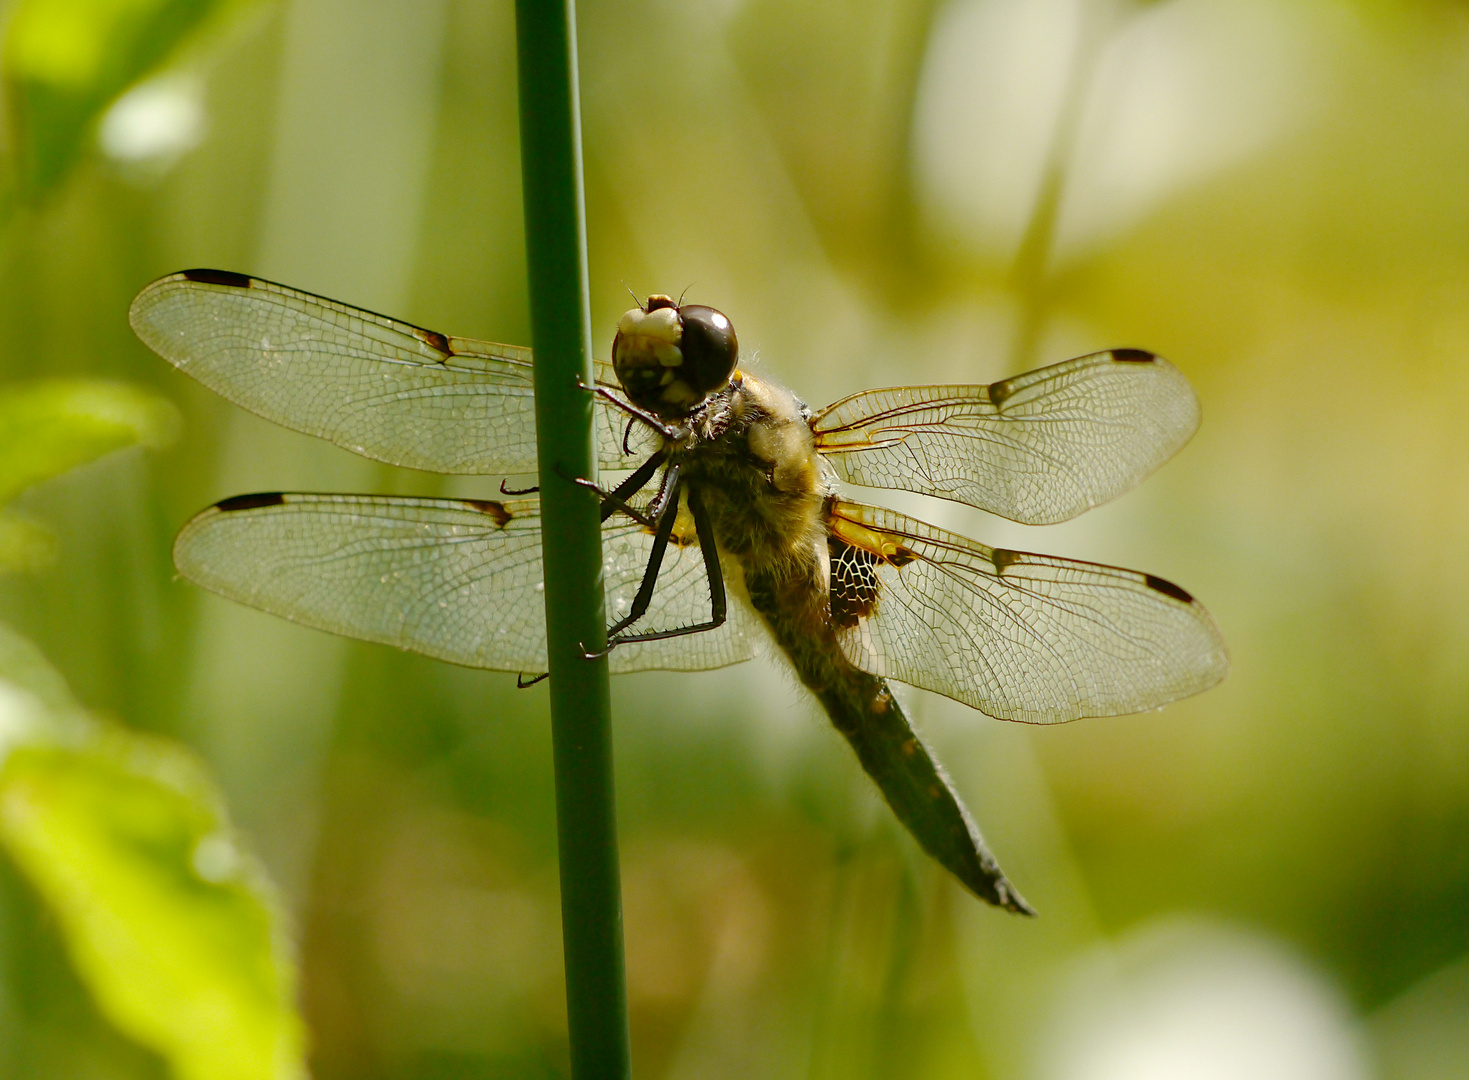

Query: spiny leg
[
  {"left": 582, "top": 380, "right": 678, "bottom": 440},
  {"left": 607, "top": 481, "right": 727, "bottom": 646},
  {"left": 604, "top": 464, "right": 682, "bottom": 640},
  {"left": 599, "top": 450, "right": 667, "bottom": 524},
  {"left": 533, "top": 452, "right": 676, "bottom": 676},
  {"left": 554, "top": 451, "right": 666, "bottom": 529}
]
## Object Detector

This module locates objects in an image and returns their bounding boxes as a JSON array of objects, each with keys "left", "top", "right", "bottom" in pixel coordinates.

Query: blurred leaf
[
  {"left": 0, "top": 378, "right": 180, "bottom": 505},
  {"left": 0, "top": 633, "right": 302, "bottom": 1079},
  {"left": 0, "top": 617, "right": 75, "bottom": 711},
  {"left": 3, "top": 0, "right": 245, "bottom": 198},
  {"left": 0, "top": 509, "right": 54, "bottom": 571},
  {"left": 0, "top": 689, "right": 306, "bottom": 1080}
]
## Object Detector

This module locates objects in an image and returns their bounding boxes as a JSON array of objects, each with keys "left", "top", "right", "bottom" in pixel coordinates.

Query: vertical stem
[{"left": 514, "top": 3, "right": 631, "bottom": 1078}]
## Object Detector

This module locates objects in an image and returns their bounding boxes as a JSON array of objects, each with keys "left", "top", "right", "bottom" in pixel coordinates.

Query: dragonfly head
[{"left": 613, "top": 295, "right": 737, "bottom": 419}]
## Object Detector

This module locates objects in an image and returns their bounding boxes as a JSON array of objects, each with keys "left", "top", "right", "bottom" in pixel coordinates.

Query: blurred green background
[{"left": 1, "top": 0, "right": 1467, "bottom": 1076}]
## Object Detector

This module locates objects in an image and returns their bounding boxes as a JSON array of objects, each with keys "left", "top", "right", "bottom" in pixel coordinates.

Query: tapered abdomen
[{"left": 742, "top": 557, "right": 1033, "bottom": 914}]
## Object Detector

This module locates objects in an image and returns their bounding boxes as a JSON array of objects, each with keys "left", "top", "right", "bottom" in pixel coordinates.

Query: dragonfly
[{"left": 131, "top": 269, "right": 1228, "bottom": 913}]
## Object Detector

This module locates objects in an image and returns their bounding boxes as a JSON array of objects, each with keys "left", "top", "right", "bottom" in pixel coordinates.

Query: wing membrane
[
  {"left": 130, "top": 271, "right": 651, "bottom": 474},
  {"left": 811, "top": 350, "right": 1199, "bottom": 524},
  {"left": 173, "top": 492, "right": 760, "bottom": 674},
  {"left": 827, "top": 500, "right": 1227, "bottom": 723}
]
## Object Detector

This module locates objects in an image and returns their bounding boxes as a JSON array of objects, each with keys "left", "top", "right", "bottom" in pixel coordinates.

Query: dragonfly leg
[
  {"left": 516, "top": 671, "right": 549, "bottom": 688},
  {"left": 583, "top": 381, "right": 678, "bottom": 440},
  {"left": 596, "top": 464, "right": 682, "bottom": 648},
  {"left": 598, "top": 450, "right": 667, "bottom": 524},
  {"left": 500, "top": 478, "right": 538, "bottom": 496},
  {"left": 599, "top": 459, "right": 682, "bottom": 543},
  {"left": 552, "top": 452, "right": 667, "bottom": 527},
  {"left": 606, "top": 482, "right": 727, "bottom": 646}
]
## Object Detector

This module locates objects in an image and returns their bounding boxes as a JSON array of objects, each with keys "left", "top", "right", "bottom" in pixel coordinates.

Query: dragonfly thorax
[{"left": 612, "top": 295, "right": 738, "bottom": 420}]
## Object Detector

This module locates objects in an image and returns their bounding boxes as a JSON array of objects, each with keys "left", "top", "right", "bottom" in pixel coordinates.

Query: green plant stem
[{"left": 514, "top": 3, "right": 631, "bottom": 1078}]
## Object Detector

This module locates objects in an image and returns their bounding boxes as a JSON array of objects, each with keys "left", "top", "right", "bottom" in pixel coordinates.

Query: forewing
[
  {"left": 131, "top": 271, "right": 651, "bottom": 474},
  {"left": 173, "top": 492, "right": 759, "bottom": 674},
  {"left": 827, "top": 500, "right": 1227, "bottom": 723},
  {"left": 812, "top": 350, "right": 1199, "bottom": 524}
]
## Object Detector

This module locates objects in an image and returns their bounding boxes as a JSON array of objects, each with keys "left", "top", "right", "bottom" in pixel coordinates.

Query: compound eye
[{"left": 676, "top": 304, "right": 738, "bottom": 399}]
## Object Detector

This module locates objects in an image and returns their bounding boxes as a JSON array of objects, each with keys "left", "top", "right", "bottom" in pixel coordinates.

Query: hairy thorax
[{"left": 673, "top": 371, "right": 831, "bottom": 601}]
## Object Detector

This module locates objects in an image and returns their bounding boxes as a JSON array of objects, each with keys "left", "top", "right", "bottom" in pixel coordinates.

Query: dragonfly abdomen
[{"left": 742, "top": 557, "right": 1033, "bottom": 914}]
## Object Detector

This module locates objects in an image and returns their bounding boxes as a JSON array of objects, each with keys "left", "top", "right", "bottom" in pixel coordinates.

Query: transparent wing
[
  {"left": 826, "top": 500, "right": 1227, "bottom": 723},
  {"left": 130, "top": 270, "right": 652, "bottom": 474},
  {"left": 811, "top": 350, "right": 1199, "bottom": 524},
  {"left": 173, "top": 492, "right": 760, "bottom": 674}
]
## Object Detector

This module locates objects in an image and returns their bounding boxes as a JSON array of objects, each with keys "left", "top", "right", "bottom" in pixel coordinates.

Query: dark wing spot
[
  {"left": 182, "top": 268, "right": 253, "bottom": 289},
  {"left": 991, "top": 548, "right": 1021, "bottom": 574},
  {"left": 415, "top": 327, "right": 452, "bottom": 355},
  {"left": 461, "top": 499, "right": 513, "bottom": 526},
  {"left": 1144, "top": 573, "right": 1194, "bottom": 603},
  {"left": 215, "top": 492, "right": 285, "bottom": 512},
  {"left": 886, "top": 546, "right": 917, "bottom": 567},
  {"left": 988, "top": 378, "right": 1014, "bottom": 407},
  {"left": 1111, "top": 347, "right": 1156, "bottom": 363},
  {"left": 829, "top": 538, "right": 881, "bottom": 628}
]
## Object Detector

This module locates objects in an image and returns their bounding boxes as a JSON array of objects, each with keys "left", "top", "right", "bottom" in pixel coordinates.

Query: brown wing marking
[
  {"left": 459, "top": 499, "right": 513, "bottom": 526},
  {"left": 827, "top": 509, "right": 919, "bottom": 566},
  {"left": 415, "top": 327, "right": 452, "bottom": 355},
  {"left": 826, "top": 506, "right": 920, "bottom": 628},
  {"left": 829, "top": 540, "right": 880, "bottom": 628}
]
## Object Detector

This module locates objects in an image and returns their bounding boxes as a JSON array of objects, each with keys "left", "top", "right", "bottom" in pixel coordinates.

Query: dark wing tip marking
[
  {"left": 1144, "top": 573, "right": 1194, "bottom": 604},
  {"left": 461, "top": 499, "right": 513, "bottom": 526},
  {"left": 415, "top": 327, "right": 452, "bottom": 355},
  {"left": 214, "top": 492, "right": 286, "bottom": 512},
  {"left": 1110, "top": 347, "right": 1157, "bottom": 363},
  {"left": 991, "top": 548, "right": 1021, "bottom": 574},
  {"left": 988, "top": 378, "right": 1015, "bottom": 407},
  {"left": 181, "top": 268, "right": 254, "bottom": 289}
]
